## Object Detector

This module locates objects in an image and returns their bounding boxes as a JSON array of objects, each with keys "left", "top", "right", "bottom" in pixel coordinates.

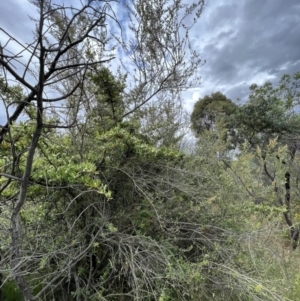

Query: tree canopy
[
  {"left": 233, "top": 76, "right": 300, "bottom": 151},
  {"left": 190, "top": 92, "right": 237, "bottom": 135}
]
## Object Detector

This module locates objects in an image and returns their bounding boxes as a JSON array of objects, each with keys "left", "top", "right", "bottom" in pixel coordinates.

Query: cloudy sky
[
  {"left": 0, "top": 0, "right": 300, "bottom": 125},
  {"left": 185, "top": 0, "right": 300, "bottom": 111}
]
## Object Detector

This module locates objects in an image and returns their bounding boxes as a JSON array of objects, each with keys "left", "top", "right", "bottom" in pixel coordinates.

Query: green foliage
[
  {"left": 278, "top": 71, "right": 300, "bottom": 109},
  {"left": 0, "top": 77, "right": 24, "bottom": 105},
  {"left": 233, "top": 72, "right": 300, "bottom": 150},
  {"left": 288, "top": 273, "right": 300, "bottom": 300},
  {"left": 1, "top": 280, "right": 24, "bottom": 301},
  {"left": 134, "top": 96, "right": 189, "bottom": 148},
  {"left": 2, "top": 118, "right": 295, "bottom": 301},
  {"left": 2, "top": 9, "right": 300, "bottom": 298},
  {"left": 191, "top": 91, "right": 237, "bottom": 136},
  {"left": 0, "top": 0, "right": 212, "bottom": 300},
  {"left": 88, "top": 67, "right": 126, "bottom": 130}
]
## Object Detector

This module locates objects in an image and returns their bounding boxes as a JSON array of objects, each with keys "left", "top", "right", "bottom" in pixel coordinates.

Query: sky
[
  {"left": 0, "top": 0, "right": 300, "bottom": 125},
  {"left": 185, "top": 0, "right": 300, "bottom": 111}
]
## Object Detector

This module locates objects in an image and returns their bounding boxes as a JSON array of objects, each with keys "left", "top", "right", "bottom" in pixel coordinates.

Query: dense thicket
[{"left": 1, "top": 0, "right": 300, "bottom": 300}]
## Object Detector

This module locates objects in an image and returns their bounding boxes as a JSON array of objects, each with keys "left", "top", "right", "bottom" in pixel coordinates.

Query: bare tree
[{"left": 0, "top": 1, "right": 112, "bottom": 300}]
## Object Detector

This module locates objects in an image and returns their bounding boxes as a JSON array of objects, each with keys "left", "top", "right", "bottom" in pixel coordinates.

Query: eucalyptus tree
[
  {"left": 190, "top": 92, "right": 237, "bottom": 135},
  {"left": 228, "top": 72, "right": 300, "bottom": 249}
]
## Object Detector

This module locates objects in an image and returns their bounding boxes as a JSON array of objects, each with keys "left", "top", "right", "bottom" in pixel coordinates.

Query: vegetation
[
  {"left": 1, "top": 0, "right": 300, "bottom": 300},
  {"left": 191, "top": 91, "right": 237, "bottom": 135}
]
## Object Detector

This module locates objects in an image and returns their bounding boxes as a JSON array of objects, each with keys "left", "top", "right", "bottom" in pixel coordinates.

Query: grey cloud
[
  {"left": 225, "top": 82, "right": 249, "bottom": 103},
  {"left": 0, "top": 0, "right": 299, "bottom": 112},
  {"left": 206, "top": 3, "right": 239, "bottom": 32},
  {"left": 191, "top": 0, "right": 300, "bottom": 104}
]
